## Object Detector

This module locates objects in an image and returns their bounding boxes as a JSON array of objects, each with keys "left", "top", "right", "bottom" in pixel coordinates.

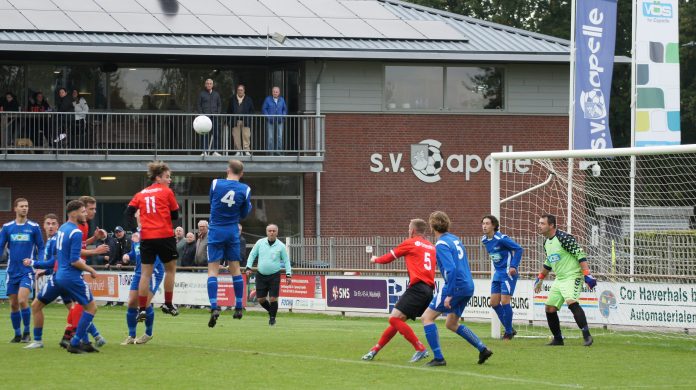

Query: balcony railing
[{"left": 0, "top": 112, "right": 324, "bottom": 157}]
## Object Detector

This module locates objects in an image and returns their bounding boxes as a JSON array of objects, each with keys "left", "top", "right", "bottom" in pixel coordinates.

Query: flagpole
[
  {"left": 567, "top": 0, "right": 578, "bottom": 234},
  {"left": 629, "top": 0, "right": 637, "bottom": 281}
]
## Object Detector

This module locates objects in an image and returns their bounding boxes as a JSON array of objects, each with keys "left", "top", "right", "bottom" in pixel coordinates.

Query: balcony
[{"left": 0, "top": 112, "right": 325, "bottom": 172}]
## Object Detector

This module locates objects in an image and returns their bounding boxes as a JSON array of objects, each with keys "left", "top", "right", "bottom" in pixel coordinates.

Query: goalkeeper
[{"left": 534, "top": 214, "right": 596, "bottom": 346}]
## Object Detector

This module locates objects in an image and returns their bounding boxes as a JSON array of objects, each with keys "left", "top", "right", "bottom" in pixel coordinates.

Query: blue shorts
[
  {"left": 130, "top": 270, "right": 164, "bottom": 294},
  {"left": 491, "top": 275, "right": 518, "bottom": 296},
  {"left": 54, "top": 277, "right": 93, "bottom": 306},
  {"left": 37, "top": 276, "right": 73, "bottom": 305},
  {"left": 6, "top": 272, "right": 34, "bottom": 296},
  {"left": 207, "top": 241, "right": 241, "bottom": 263},
  {"left": 429, "top": 292, "right": 471, "bottom": 318}
]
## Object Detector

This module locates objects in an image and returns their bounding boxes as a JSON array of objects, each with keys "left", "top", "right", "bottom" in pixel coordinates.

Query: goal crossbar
[{"left": 491, "top": 144, "right": 696, "bottom": 161}]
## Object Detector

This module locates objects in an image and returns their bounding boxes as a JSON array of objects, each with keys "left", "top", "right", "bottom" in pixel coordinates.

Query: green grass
[{"left": 1, "top": 305, "right": 696, "bottom": 389}]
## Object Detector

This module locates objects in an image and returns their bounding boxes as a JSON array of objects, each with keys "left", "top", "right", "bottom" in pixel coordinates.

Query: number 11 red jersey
[
  {"left": 373, "top": 236, "right": 436, "bottom": 288},
  {"left": 128, "top": 183, "right": 179, "bottom": 240}
]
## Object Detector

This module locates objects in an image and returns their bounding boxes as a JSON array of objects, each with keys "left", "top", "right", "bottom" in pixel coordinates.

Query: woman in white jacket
[{"left": 72, "top": 89, "right": 88, "bottom": 150}]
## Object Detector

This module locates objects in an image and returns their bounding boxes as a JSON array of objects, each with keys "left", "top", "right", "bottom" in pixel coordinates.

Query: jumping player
[{"left": 362, "top": 219, "right": 434, "bottom": 363}]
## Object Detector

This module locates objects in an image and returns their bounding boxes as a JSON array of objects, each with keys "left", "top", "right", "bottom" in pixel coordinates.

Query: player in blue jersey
[
  {"left": 421, "top": 211, "right": 493, "bottom": 366},
  {"left": 481, "top": 215, "right": 524, "bottom": 340},
  {"left": 121, "top": 230, "right": 164, "bottom": 345},
  {"left": 206, "top": 159, "right": 252, "bottom": 327},
  {"left": 0, "top": 198, "right": 44, "bottom": 343}
]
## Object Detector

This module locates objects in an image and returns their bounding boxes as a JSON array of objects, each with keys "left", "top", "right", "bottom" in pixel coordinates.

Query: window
[
  {"left": 0, "top": 188, "right": 10, "bottom": 211},
  {"left": 446, "top": 67, "right": 504, "bottom": 110},
  {"left": 384, "top": 66, "right": 443, "bottom": 111},
  {"left": 108, "top": 68, "right": 186, "bottom": 111},
  {"left": 0, "top": 65, "right": 25, "bottom": 108},
  {"left": 27, "top": 64, "right": 107, "bottom": 109}
]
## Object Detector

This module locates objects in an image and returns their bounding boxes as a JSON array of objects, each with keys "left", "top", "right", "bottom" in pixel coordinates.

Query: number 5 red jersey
[
  {"left": 374, "top": 236, "right": 436, "bottom": 288},
  {"left": 128, "top": 183, "right": 179, "bottom": 240}
]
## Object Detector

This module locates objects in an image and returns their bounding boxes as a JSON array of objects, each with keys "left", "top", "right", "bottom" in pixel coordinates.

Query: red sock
[
  {"left": 138, "top": 295, "right": 148, "bottom": 310},
  {"left": 372, "top": 325, "right": 398, "bottom": 352},
  {"left": 389, "top": 317, "right": 425, "bottom": 351},
  {"left": 70, "top": 304, "right": 84, "bottom": 329},
  {"left": 164, "top": 291, "right": 173, "bottom": 305}
]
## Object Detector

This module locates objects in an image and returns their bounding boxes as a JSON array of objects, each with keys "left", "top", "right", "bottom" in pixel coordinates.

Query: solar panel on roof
[
  {"left": 0, "top": 9, "right": 35, "bottom": 29},
  {"left": 260, "top": 0, "right": 313, "bottom": 18},
  {"left": 51, "top": 0, "right": 102, "bottom": 12},
  {"left": 325, "top": 18, "right": 382, "bottom": 39},
  {"left": 0, "top": 0, "right": 13, "bottom": 10},
  {"left": 219, "top": 0, "right": 273, "bottom": 17},
  {"left": 94, "top": 0, "right": 146, "bottom": 13},
  {"left": 8, "top": 0, "right": 58, "bottom": 11},
  {"left": 135, "top": 0, "right": 190, "bottom": 15},
  {"left": 406, "top": 20, "right": 466, "bottom": 41},
  {"left": 284, "top": 17, "right": 341, "bottom": 37},
  {"left": 22, "top": 10, "right": 81, "bottom": 31},
  {"left": 110, "top": 12, "right": 171, "bottom": 34},
  {"left": 153, "top": 14, "right": 214, "bottom": 34},
  {"left": 65, "top": 12, "right": 126, "bottom": 33},
  {"left": 299, "top": 0, "right": 354, "bottom": 18},
  {"left": 339, "top": 1, "right": 397, "bottom": 19},
  {"left": 365, "top": 19, "right": 424, "bottom": 39},
  {"left": 242, "top": 16, "right": 298, "bottom": 36},
  {"left": 202, "top": 15, "right": 256, "bottom": 35},
  {"left": 176, "top": 0, "right": 230, "bottom": 15}
]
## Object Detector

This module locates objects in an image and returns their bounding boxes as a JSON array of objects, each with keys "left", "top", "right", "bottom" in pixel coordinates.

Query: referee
[{"left": 245, "top": 224, "right": 292, "bottom": 325}]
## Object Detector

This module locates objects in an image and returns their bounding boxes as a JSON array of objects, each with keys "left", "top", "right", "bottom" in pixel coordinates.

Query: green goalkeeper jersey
[{"left": 543, "top": 230, "right": 587, "bottom": 280}]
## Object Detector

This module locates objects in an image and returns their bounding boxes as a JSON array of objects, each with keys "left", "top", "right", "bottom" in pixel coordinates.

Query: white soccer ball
[{"left": 193, "top": 115, "right": 213, "bottom": 135}]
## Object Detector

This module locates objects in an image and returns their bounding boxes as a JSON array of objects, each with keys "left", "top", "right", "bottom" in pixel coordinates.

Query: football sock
[
  {"left": 72, "top": 312, "right": 94, "bottom": 347},
  {"left": 21, "top": 307, "right": 31, "bottom": 333},
  {"left": 546, "top": 311, "right": 563, "bottom": 340},
  {"left": 492, "top": 304, "right": 506, "bottom": 332},
  {"left": 138, "top": 295, "right": 148, "bottom": 312},
  {"left": 270, "top": 301, "right": 278, "bottom": 318},
  {"left": 10, "top": 311, "right": 21, "bottom": 336},
  {"left": 388, "top": 317, "right": 425, "bottom": 351},
  {"left": 70, "top": 304, "right": 84, "bottom": 329},
  {"left": 502, "top": 303, "right": 514, "bottom": 334},
  {"left": 423, "top": 323, "right": 443, "bottom": 360},
  {"left": 164, "top": 291, "right": 173, "bottom": 306},
  {"left": 207, "top": 277, "right": 218, "bottom": 309},
  {"left": 568, "top": 302, "right": 591, "bottom": 337},
  {"left": 456, "top": 324, "right": 486, "bottom": 352},
  {"left": 145, "top": 305, "right": 155, "bottom": 336},
  {"left": 260, "top": 300, "right": 271, "bottom": 313},
  {"left": 232, "top": 275, "right": 244, "bottom": 309},
  {"left": 34, "top": 327, "right": 43, "bottom": 342},
  {"left": 372, "top": 325, "right": 397, "bottom": 352},
  {"left": 126, "top": 308, "right": 138, "bottom": 337},
  {"left": 87, "top": 323, "right": 100, "bottom": 338}
]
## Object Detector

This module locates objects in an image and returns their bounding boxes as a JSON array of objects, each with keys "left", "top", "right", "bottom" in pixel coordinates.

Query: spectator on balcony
[
  {"left": 195, "top": 220, "right": 209, "bottom": 268},
  {"left": 228, "top": 84, "right": 254, "bottom": 156},
  {"left": 54, "top": 87, "right": 72, "bottom": 145},
  {"left": 2, "top": 92, "right": 20, "bottom": 147},
  {"left": 180, "top": 232, "right": 197, "bottom": 268},
  {"left": 72, "top": 89, "right": 88, "bottom": 150},
  {"left": 262, "top": 86, "right": 287, "bottom": 155},
  {"left": 197, "top": 79, "right": 222, "bottom": 156},
  {"left": 28, "top": 92, "right": 51, "bottom": 148}
]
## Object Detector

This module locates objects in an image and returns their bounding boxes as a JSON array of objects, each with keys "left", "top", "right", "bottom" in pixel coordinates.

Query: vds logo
[
  {"left": 547, "top": 254, "right": 561, "bottom": 263},
  {"left": 642, "top": 1, "right": 673, "bottom": 18}
]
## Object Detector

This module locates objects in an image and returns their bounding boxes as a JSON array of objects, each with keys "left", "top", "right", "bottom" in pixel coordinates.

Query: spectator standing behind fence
[
  {"left": 245, "top": 224, "right": 292, "bottom": 326},
  {"left": 107, "top": 226, "right": 131, "bottom": 269},
  {"left": 29, "top": 92, "right": 51, "bottom": 148},
  {"left": 72, "top": 90, "right": 88, "bottom": 150},
  {"left": 2, "top": 92, "right": 19, "bottom": 146},
  {"left": 228, "top": 84, "right": 254, "bottom": 156},
  {"left": 262, "top": 87, "right": 287, "bottom": 155},
  {"left": 54, "top": 88, "right": 72, "bottom": 144},
  {"left": 175, "top": 226, "right": 185, "bottom": 262},
  {"left": 180, "top": 232, "right": 196, "bottom": 267},
  {"left": 195, "top": 220, "right": 209, "bottom": 267},
  {"left": 197, "top": 79, "right": 222, "bottom": 157}
]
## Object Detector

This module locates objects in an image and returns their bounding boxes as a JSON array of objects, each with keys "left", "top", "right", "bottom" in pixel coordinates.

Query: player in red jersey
[
  {"left": 60, "top": 196, "right": 109, "bottom": 349},
  {"left": 362, "top": 219, "right": 436, "bottom": 363},
  {"left": 125, "top": 161, "right": 180, "bottom": 321}
]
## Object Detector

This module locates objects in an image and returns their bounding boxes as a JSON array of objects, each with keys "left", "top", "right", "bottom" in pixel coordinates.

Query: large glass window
[
  {"left": 108, "top": 68, "right": 186, "bottom": 111},
  {"left": 27, "top": 64, "right": 107, "bottom": 109},
  {"left": 189, "top": 68, "right": 235, "bottom": 113},
  {"left": 0, "top": 188, "right": 11, "bottom": 211},
  {"left": 446, "top": 67, "right": 504, "bottom": 110},
  {"left": 0, "top": 65, "right": 24, "bottom": 106},
  {"left": 66, "top": 175, "right": 146, "bottom": 197},
  {"left": 384, "top": 66, "right": 443, "bottom": 111}
]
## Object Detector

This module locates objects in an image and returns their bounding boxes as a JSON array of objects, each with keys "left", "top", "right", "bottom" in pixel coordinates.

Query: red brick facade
[
  {"left": 304, "top": 113, "right": 568, "bottom": 238},
  {"left": 0, "top": 172, "right": 64, "bottom": 226}
]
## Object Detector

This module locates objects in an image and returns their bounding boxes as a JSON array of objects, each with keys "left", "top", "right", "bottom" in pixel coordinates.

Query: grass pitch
[{"left": 1, "top": 305, "right": 695, "bottom": 389}]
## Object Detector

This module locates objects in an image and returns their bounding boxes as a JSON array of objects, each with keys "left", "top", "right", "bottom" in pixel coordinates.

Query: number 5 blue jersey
[{"left": 208, "top": 178, "right": 252, "bottom": 244}]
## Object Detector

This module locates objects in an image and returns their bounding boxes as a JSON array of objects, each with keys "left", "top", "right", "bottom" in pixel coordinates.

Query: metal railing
[{"left": 0, "top": 112, "right": 325, "bottom": 156}]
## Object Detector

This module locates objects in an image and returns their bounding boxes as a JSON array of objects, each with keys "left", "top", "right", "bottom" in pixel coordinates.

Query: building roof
[{"left": 0, "top": 0, "right": 571, "bottom": 62}]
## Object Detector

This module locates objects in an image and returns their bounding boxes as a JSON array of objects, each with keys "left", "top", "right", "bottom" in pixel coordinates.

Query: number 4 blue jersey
[
  {"left": 208, "top": 178, "right": 252, "bottom": 244},
  {"left": 435, "top": 232, "right": 474, "bottom": 297}
]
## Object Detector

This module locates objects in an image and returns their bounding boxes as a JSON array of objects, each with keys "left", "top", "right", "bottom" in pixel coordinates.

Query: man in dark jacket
[
  {"left": 180, "top": 232, "right": 197, "bottom": 267},
  {"left": 106, "top": 226, "right": 131, "bottom": 268},
  {"left": 54, "top": 87, "right": 73, "bottom": 144},
  {"left": 228, "top": 84, "right": 254, "bottom": 156},
  {"left": 197, "top": 79, "right": 222, "bottom": 156}
]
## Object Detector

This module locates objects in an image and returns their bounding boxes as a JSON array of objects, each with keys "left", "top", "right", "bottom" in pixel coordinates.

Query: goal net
[{"left": 490, "top": 145, "right": 696, "bottom": 340}]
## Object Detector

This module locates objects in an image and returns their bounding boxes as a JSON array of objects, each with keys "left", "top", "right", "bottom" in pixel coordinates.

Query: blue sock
[
  {"left": 233, "top": 275, "right": 243, "bottom": 309},
  {"left": 34, "top": 327, "right": 43, "bottom": 342},
  {"left": 127, "top": 308, "right": 138, "bottom": 337},
  {"left": 492, "top": 304, "right": 506, "bottom": 332},
  {"left": 423, "top": 323, "right": 443, "bottom": 360},
  {"left": 10, "top": 311, "right": 21, "bottom": 336},
  {"left": 71, "top": 312, "right": 94, "bottom": 347},
  {"left": 456, "top": 324, "right": 486, "bottom": 352},
  {"left": 207, "top": 276, "right": 218, "bottom": 309},
  {"left": 87, "top": 323, "right": 100, "bottom": 338},
  {"left": 502, "top": 304, "right": 514, "bottom": 334},
  {"left": 21, "top": 307, "right": 31, "bottom": 334},
  {"left": 145, "top": 305, "right": 155, "bottom": 336}
]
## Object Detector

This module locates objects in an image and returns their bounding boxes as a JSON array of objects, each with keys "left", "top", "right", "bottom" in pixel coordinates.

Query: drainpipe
[{"left": 315, "top": 61, "right": 326, "bottom": 262}]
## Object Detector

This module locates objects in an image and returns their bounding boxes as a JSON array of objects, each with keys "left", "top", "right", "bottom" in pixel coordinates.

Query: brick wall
[
  {"left": 0, "top": 172, "right": 64, "bottom": 226},
  {"left": 304, "top": 114, "right": 568, "bottom": 237}
]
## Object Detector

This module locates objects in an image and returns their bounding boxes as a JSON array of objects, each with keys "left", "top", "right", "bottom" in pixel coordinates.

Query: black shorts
[
  {"left": 395, "top": 281, "right": 434, "bottom": 320},
  {"left": 140, "top": 237, "right": 178, "bottom": 264},
  {"left": 255, "top": 271, "right": 281, "bottom": 299}
]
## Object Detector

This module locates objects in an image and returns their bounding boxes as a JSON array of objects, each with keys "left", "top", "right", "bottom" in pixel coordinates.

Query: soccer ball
[
  {"left": 415, "top": 145, "right": 443, "bottom": 177},
  {"left": 193, "top": 115, "right": 212, "bottom": 135}
]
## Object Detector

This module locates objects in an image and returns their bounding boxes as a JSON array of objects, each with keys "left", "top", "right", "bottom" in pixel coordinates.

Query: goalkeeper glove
[
  {"left": 583, "top": 269, "right": 597, "bottom": 289},
  {"left": 534, "top": 273, "right": 545, "bottom": 293}
]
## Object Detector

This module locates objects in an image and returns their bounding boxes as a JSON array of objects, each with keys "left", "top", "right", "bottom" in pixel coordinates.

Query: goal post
[{"left": 490, "top": 144, "right": 696, "bottom": 339}]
